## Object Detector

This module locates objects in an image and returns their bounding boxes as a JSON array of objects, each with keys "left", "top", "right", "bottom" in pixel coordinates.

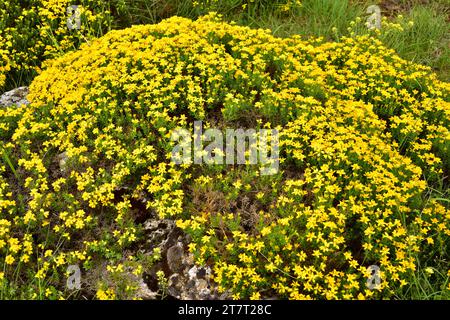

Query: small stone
[
  {"left": 183, "top": 253, "right": 194, "bottom": 266},
  {"left": 0, "top": 87, "right": 29, "bottom": 107},
  {"left": 167, "top": 273, "right": 183, "bottom": 299},
  {"left": 166, "top": 243, "right": 184, "bottom": 273},
  {"left": 143, "top": 219, "right": 175, "bottom": 249},
  {"left": 187, "top": 266, "right": 198, "bottom": 280},
  {"left": 136, "top": 278, "right": 158, "bottom": 300},
  {"left": 197, "top": 279, "right": 208, "bottom": 291}
]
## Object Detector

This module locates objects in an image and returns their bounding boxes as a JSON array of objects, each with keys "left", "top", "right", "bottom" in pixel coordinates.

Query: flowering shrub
[{"left": 0, "top": 14, "right": 449, "bottom": 299}]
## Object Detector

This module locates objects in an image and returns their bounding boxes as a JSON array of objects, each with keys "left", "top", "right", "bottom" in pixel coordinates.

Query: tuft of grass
[
  {"left": 220, "top": 0, "right": 364, "bottom": 38},
  {"left": 0, "top": 146, "right": 18, "bottom": 180},
  {"left": 110, "top": 0, "right": 197, "bottom": 25},
  {"left": 378, "top": 5, "right": 449, "bottom": 81},
  {"left": 293, "top": 0, "right": 364, "bottom": 38}
]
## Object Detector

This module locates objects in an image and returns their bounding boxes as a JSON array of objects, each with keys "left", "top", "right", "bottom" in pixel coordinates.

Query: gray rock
[
  {"left": 142, "top": 217, "right": 227, "bottom": 300},
  {"left": 143, "top": 219, "right": 176, "bottom": 250},
  {"left": 0, "top": 87, "right": 29, "bottom": 107},
  {"left": 167, "top": 273, "right": 184, "bottom": 298},
  {"left": 136, "top": 277, "right": 158, "bottom": 300},
  {"left": 165, "top": 254, "right": 222, "bottom": 300},
  {"left": 166, "top": 243, "right": 184, "bottom": 273}
]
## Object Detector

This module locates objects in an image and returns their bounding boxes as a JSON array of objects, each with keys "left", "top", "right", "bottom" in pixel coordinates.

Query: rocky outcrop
[
  {"left": 0, "top": 87, "right": 29, "bottom": 107},
  {"left": 141, "top": 217, "right": 228, "bottom": 300}
]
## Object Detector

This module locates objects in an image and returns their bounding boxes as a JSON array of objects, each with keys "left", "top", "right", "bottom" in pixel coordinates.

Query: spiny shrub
[{"left": 0, "top": 13, "right": 449, "bottom": 299}]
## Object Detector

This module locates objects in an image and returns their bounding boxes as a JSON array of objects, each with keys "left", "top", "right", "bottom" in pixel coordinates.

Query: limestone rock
[
  {"left": 167, "top": 243, "right": 184, "bottom": 273},
  {"left": 141, "top": 217, "right": 227, "bottom": 300},
  {"left": 143, "top": 218, "right": 178, "bottom": 250},
  {"left": 165, "top": 252, "right": 224, "bottom": 300},
  {"left": 136, "top": 277, "right": 158, "bottom": 300},
  {"left": 0, "top": 87, "right": 29, "bottom": 107}
]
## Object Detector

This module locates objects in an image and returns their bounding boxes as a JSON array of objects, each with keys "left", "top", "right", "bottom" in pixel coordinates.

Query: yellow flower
[
  {"left": 5, "top": 255, "right": 15, "bottom": 265},
  {"left": 96, "top": 288, "right": 116, "bottom": 300},
  {"left": 250, "top": 292, "right": 261, "bottom": 300},
  {"left": 425, "top": 267, "right": 434, "bottom": 275},
  {"left": 45, "top": 288, "right": 52, "bottom": 297}
]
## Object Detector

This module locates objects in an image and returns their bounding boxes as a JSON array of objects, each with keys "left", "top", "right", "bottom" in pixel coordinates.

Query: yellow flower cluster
[
  {"left": 0, "top": 0, "right": 113, "bottom": 91},
  {"left": 1, "top": 13, "right": 449, "bottom": 299},
  {"left": 0, "top": 44, "right": 9, "bottom": 89},
  {"left": 96, "top": 288, "right": 116, "bottom": 300}
]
